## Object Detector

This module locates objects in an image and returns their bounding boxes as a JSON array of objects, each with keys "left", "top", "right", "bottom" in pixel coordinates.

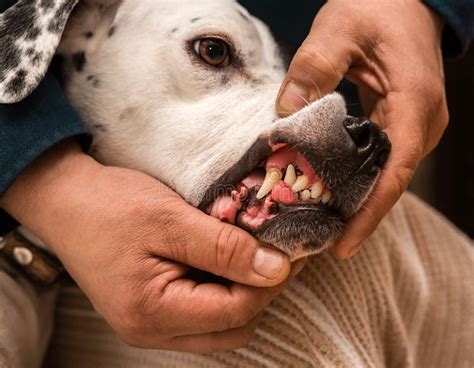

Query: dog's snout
[{"left": 343, "top": 117, "right": 391, "bottom": 173}]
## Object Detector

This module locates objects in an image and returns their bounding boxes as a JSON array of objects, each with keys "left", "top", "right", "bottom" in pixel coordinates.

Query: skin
[
  {"left": 1, "top": 0, "right": 447, "bottom": 353},
  {"left": 276, "top": 0, "right": 448, "bottom": 259}
]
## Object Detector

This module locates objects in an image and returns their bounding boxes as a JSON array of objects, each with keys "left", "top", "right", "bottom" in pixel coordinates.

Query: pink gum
[{"left": 265, "top": 146, "right": 317, "bottom": 185}]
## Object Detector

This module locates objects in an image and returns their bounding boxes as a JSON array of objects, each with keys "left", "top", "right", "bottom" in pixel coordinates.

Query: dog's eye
[{"left": 194, "top": 38, "right": 230, "bottom": 67}]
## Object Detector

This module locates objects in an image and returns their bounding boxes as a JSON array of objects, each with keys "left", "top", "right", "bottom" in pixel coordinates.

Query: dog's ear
[
  {"left": 0, "top": 0, "right": 122, "bottom": 104},
  {"left": 0, "top": 0, "right": 79, "bottom": 103}
]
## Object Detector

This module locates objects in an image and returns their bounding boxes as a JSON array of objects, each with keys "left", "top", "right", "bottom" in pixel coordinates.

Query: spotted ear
[{"left": 0, "top": 0, "right": 79, "bottom": 103}]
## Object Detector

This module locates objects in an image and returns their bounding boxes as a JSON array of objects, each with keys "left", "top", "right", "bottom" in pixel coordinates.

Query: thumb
[
  {"left": 276, "top": 15, "right": 356, "bottom": 116},
  {"left": 156, "top": 201, "right": 291, "bottom": 287}
]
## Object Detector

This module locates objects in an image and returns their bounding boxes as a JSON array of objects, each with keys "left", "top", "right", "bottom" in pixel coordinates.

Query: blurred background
[{"left": 240, "top": 1, "right": 474, "bottom": 237}]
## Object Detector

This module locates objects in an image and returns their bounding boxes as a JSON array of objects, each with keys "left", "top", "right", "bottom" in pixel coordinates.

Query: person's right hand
[{"left": 0, "top": 141, "right": 294, "bottom": 352}]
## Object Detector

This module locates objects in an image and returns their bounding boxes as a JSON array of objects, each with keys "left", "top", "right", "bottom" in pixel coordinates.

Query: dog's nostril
[
  {"left": 343, "top": 117, "right": 391, "bottom": 173},
  {"left": 343, "top": 117, "right": 373, "bottom": 151},
  {"left": 374, "top": 147, "right": 390, "bottom": 167}
]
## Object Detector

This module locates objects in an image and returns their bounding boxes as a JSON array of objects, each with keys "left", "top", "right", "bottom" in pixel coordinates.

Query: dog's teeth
[
  {"left": 291, "top": 175, "right": 309, "bottom": 192},
  {"left": 284, "top": 164, "right": 297, "bottom": 186},
  {"left": 300, "top": 190, "right": 311, "bottom": 201},
  {"left": 310, "top": 182, "right": 323, "bottom": 199},
  {"left": 321, "top": 190, "right": 332, "bottom": 204},
  {"left": 256, "top": 168, "right": 282, "bottom": 199}
]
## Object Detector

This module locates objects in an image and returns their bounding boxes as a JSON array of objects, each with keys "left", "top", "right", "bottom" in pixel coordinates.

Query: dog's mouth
[{"left": 206, "top": 145, "right": 340, "bottom": 231}]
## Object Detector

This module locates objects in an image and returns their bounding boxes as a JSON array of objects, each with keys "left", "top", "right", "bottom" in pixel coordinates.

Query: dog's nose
[{"left": 343, "top": 117, "right": 391, "bottom": 173}]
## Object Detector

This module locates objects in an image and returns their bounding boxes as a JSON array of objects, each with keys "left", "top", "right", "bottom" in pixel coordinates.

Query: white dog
[{"left": 0, "top": 1, "right": 472, "bottom": 367}]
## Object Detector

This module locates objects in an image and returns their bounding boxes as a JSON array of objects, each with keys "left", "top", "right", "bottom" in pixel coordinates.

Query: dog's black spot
[
  {"left": 108, "top": 26, "right": 116, "bottom": 37},
  {"left": 237, "top": 9, "right": 251, "bottom": 23},
  {"left": 0, "top": 38, "right": 21, "bottom": 83},
  {"left": 5, "top": 69, "right": 27, "bottom": 96},
  {"left": 220, "top": 74, "right": 230, "bottom": 85},
  {"left": 72, "top": 52, "right": 86, "bottom": 72},
  {"left": 25, "top": 48, "right": 36, "bottom": 57},
  {"left": 171, "top": 27, "right": 179, "bottom": 34},
  {"left": 26, "top": 26, "right": 41, "bottom": 40},
  {"left": 119, "top": 107, "right": 138, "bottom": 121},
  {"left": 190, "top": 17, "right": 201, "bottom": 23},
  {"left": 48, "top": 2, "right": 76, "bottom": 33},
  {"left": 84, "top": 31, "right": 94, "bottom": 39},
  {"left": 40, "top": 0, "right": 55, "bottom": 9},
  {"left": 87, "top": 75, "right": 94, "bottom": 81},
  {"left": 92, "top": 79, "right": 100, "bottom": 88},
  {"left": 93, "top": 124, "right": 107, "bottom": 132},
  {"left": 31, "top": 52, "right": 43, "bottom": 66}
]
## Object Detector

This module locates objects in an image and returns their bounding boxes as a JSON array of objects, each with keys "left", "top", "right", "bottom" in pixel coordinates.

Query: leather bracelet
[{"left": 0, "top": 231, "right": 64, "bottom": 286}]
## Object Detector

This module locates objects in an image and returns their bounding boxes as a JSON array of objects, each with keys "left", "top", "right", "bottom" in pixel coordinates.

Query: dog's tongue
[{"left": 208, "top": 146, "right": 316, "bottom": 230}]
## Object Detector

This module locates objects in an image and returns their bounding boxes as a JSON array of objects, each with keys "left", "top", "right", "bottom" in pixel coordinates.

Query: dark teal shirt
[{"left": 0, "top": 0, "right": 473, "bottom": 233}]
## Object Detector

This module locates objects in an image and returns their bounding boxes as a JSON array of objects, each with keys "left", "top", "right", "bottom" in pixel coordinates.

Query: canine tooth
[
  {"left": 291, "top": 175, "right": 309, "bottom": 192},
  {"left": 256, "top": 168, "right": 282, "bottom": 199},
  {"left": 300, "top": 190, "right": 311, "bottom": 201},
  {"left": 284, "top": 164, "right": 297, "bottom": 186},
  {"left": 321, "top": 190, "right": 332, "bottom": 204},
  {"left": 310, "top": 182, "right": 323, "bottom": 199}
]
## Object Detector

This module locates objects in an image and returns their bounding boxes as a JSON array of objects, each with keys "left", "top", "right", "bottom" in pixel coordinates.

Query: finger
[
  {"left": 334, "top": 97, "right": 425, "bottom": 259},
  {"left": 162, "top": 314, "right": 262, "bottom": 353},
  {"left": 153, "top": 201, "right": 291, "bottom": 288},
  {"left": 142, "top": 276, "right": 287, "bottom": 337},
  {"left": 276, "top": 11, "right": 357, "bottom": 116}
]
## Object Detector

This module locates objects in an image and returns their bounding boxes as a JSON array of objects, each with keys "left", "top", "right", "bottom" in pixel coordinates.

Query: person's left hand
[{"left": 276, "top": 0, "right": 448, "bottom": 258}]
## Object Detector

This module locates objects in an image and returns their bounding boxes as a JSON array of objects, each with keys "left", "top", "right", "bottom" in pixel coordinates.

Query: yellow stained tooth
[
  {"left": 301, "top": 190, "right": 311, "bottom": 201},
  {"left": 256, "top": 168, "right": 282, "bottom": 199},
  {"left": 291, "top": 175, "right": 309, "bottom": 192},
  {"left": 321, "top": 190, "right": 332, "bottom": 204},
  {"left": 310, "top": 182, "right": 323, "bottom": 199},
  {"left": 284, "top": 164, "right": 297, "bottom": 186}
]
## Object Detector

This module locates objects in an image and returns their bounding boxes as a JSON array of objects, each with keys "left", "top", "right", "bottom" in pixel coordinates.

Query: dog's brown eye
[{"left": 194, "top": 38, "right": 230, "bottom": 67}]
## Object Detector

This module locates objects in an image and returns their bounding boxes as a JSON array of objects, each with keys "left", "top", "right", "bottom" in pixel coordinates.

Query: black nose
[{"left": 343, "top": 117, "right": 391, "bottom": 174}]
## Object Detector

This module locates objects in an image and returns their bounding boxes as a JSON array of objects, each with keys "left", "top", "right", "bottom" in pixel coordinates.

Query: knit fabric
[{"left": 37, "top": 193, "right": 473, "bottom": 368}]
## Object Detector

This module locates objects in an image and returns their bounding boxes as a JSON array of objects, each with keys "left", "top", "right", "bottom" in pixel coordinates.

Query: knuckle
[
  {"left": 215, "top": 226, "right": 246, "bottom": 274},
  {"left": 292, "top": 47, "right": 343, "bottom": 81},
  {"left": 222, "top": 303, "right": 255, "bottom": 330}
]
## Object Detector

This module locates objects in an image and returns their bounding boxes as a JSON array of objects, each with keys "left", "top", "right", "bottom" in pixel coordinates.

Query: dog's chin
[{"left": 252, "top": 206, "right": 344, "bottom": 260}]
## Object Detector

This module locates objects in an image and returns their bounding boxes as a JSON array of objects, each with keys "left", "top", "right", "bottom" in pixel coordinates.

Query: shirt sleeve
[
  {"left": 423, "top": 0, "right": 474, "bottom": 57},
  {"left": 0, "top": 72, "right": 92, "bottom": 233}
]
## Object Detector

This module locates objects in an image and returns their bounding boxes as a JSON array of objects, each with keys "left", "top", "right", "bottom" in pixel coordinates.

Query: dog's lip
[
  {"left": 235, "top": 202, "right": 335, "bottom": 232},
  {"left": 199, "top": 142, "right": 342, "bottom": 216}
]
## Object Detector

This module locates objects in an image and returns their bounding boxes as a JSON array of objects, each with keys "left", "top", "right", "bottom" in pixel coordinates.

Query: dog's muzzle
[{"left": 199, "top": 95, "right": 391, "bottom": 258}]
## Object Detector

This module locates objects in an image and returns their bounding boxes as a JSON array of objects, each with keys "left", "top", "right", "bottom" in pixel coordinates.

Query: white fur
[{"left": 60, "top": 0, "right": 347, "bottom": 207}]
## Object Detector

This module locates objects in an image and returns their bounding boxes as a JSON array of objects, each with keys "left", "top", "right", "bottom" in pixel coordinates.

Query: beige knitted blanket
[{"left": 1, "top": 193, "right": 473, "bottom": 367}]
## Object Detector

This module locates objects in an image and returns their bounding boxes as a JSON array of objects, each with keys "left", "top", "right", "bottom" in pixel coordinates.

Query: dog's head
[{"left": 55, "top": 0, "right": 390, "bottom": 259}]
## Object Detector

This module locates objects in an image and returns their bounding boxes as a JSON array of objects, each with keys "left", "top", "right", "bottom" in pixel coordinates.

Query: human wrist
[{"left": 0, "top": 140, "right": 102, "bottom": 236}]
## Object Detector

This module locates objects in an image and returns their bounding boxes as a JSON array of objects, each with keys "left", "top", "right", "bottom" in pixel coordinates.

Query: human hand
[
  {"left": 1, "top": 141, "right": 295, "bottom": 352},
  {"left": 276, "top": 0, "right": 448, "bottom": 258}
]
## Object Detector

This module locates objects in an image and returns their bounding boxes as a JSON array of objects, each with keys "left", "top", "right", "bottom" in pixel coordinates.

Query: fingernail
[
  {"left": 347, "top": 244, "right": 362, "bottom": 259},
  {"left": 278, "top": 82, "right": 311, "bottom": 114},
  {"left": 253, "top": 247, "right": 285, "bottom": 279}
]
